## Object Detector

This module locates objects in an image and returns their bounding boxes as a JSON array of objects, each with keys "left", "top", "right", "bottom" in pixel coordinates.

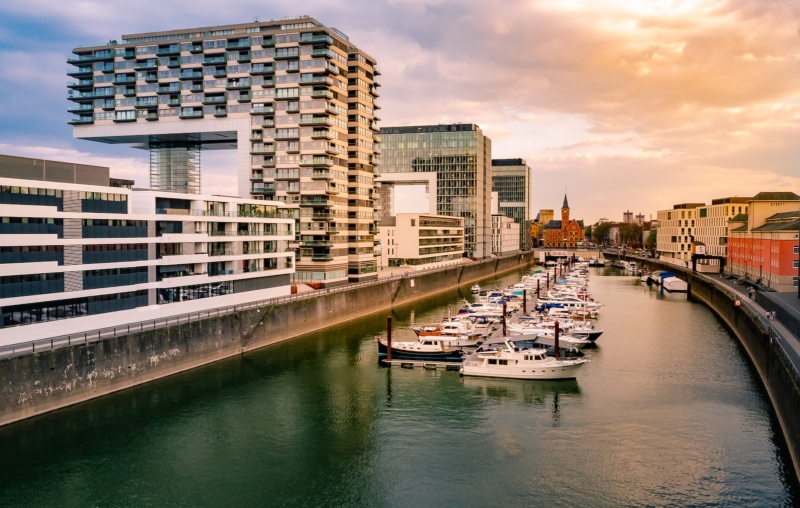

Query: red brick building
[{"left": 543, "top": 194, "right": 584, "bottom": 248}]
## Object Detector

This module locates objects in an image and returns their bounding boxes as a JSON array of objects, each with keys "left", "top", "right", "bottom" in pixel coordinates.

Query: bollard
[
  {"left": 502, "top": 302, "right": 507, "bottom": 336},
  {"left": 554, "top": 320, "right": 560, "bottom": 359},
  {"left": 523, "top": 289, "right": 527, "bottom": 314},
  {"left": 386, "top": 316, "right": 392, "bottom": 363}
]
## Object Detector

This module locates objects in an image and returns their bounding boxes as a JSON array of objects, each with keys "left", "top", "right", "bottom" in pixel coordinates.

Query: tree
[
  {"left": 592, "top": 223, "right": 612, "bottom": 245},
  {"left": 620, "top": 223, "right": 643, "bottom": 248},
  {"left": 645, "top": 230, "right": 657, "bottom": 249}
]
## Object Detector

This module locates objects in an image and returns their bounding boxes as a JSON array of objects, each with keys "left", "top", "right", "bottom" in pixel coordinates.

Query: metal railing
[{"left": 0, "top": 252, "right": 532, "bottom": 359}]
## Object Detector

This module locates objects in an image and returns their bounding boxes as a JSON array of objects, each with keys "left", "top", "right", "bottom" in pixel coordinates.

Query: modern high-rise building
[
  {"left": 67, "top": 16, "right": 380, "bottom": 288},
  {"left": 378, "top": 124, "right": 492, "bottom": 258},
  {"left": 491, "top": 158, "right": 532, "bottom": 250}
]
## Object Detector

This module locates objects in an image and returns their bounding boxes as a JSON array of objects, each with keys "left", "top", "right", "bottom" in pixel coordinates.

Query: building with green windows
[
  {"left": 378, "top": 124, "right": 492, "bottom": 258},
  {"left": 67, "top": 16, "right": 380, "bottom": 288},
  {"left": 491, "top": 158, "right": 532, "bottom": 250}
]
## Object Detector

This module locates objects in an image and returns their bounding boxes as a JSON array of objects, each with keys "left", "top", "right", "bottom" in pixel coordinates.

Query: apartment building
[
  {"left": 655, "top": 202, "right": 705, "bottom": 263},
  {"left": 491, "top": 158, "right": 532, "bottom": 250},
  {"left": 68, "top": 16, "right": 380, "bottom": 288},
  {"left": 379, "top": 124, "right": 492, "bottom": 258},
  {"left": 376, "top": 214, "right": 464, "bottom": 269},
  {"left": 0, "top": 156, "right": 294, "bottom": 342}
]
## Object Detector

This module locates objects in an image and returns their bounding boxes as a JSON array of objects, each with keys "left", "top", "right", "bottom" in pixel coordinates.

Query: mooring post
[
  {"left": 523, "top": 289, "right": 527, "bottom": 314},
  {"left": 386, "top": 315, "right": 392, "bottom": 363},
  {"left": 554, "top": 320, "right": 560, "bottom": 359},
  {"left": 537, "top": 279, "right": 541, "bottom": 298},
  {"left": 502, "top": 302, "right": 507, "bottom": 336}
]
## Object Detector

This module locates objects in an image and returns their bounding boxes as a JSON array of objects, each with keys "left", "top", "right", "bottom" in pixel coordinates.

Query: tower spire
[{"left": 562, "top": 193, "right": 569, "bottom": 209}]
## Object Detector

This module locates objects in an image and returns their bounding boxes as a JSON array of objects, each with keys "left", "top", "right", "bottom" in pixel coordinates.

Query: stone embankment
[{"left": 0, "top": 252, "right": 536, "bottom": 427}]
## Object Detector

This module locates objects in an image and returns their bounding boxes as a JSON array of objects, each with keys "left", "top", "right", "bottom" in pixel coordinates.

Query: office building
[
  {"left": 491, "top": 158, "right": 532, "bottom": 250},
  {"left": 655, "top": 202, "right": 706, "bottom": 263},
  {"left": 0, "top": 155, "right": 295, "bottom": 342},
  {"left": 68, "top": 16, "right": 380, "bottom": 288},
  {"left": 491, "top": 214, "right": 520, "bottom": 254},
  {"left": 379, "top": 124, "right": 492, "bottom": 258}
]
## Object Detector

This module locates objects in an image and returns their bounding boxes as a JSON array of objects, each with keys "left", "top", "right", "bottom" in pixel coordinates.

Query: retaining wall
[{"left": 0, "top": 252, "right": 535, "bottom": 427}]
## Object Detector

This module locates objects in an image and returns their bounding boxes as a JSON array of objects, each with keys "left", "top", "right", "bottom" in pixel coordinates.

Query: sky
[{"left": 0, "top": 0, "right": 799, "bottom": 224}]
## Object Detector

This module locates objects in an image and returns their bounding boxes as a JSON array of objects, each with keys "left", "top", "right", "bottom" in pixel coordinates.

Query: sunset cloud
[{"left": 0, "top": 0, "right": 798, "bottom": 221}]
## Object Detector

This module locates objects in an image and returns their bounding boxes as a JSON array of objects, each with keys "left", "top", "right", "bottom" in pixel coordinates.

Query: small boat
[
  {"left": 377, "top": 337, "right": 465, "bottom": 362},
  {"left": 460, "top": 338, "right": 589, "bottom": 380},
  {"left": 662, "top": 276, "right": 688, "bottom": 292},
  {"left": 471, "top": 284, "right": 481, "bottom": 294}
]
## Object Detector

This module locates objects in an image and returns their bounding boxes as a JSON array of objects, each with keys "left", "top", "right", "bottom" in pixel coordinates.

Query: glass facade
[
  {"left": 379, "top": 124, "right": 492, "bottom": 258},
  {"left": 492, "top": 159, "right": 532, "bottom": 250}
]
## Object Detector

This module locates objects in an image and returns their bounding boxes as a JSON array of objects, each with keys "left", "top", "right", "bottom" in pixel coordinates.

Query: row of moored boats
[{"left": 378, "top": 262, "right": 607, "bottom": 380}]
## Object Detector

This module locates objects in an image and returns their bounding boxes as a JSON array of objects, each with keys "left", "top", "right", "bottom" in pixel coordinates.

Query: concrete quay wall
[
  {"left": 605, "top": 252, "right": 800, "bottom": 481},
  {"left": 0, "top": 252, "right": 535, "bottom": 427}
]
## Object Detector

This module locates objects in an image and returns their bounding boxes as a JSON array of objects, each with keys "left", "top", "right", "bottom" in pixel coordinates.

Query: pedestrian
[
  {"left": 766, "top": 311, "right": 771, "bottom": 320},
  {"left": 747, "top": 290, "right": 753, "bottom": 299},
  {"left": 772, "top": 311, "right": 777, "bottom": 320}
]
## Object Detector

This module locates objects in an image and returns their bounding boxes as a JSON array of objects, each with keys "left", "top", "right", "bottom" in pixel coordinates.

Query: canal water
[{"left": 0, "top": 268, "right": 797, "bottom": 507}]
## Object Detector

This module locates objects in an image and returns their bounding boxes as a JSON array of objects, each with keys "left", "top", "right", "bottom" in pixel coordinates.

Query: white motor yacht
[{"left": 460, "top": 338, "right": 589, "bottom": 380}]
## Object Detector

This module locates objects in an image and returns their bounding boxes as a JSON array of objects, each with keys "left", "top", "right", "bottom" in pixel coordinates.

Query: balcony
[
  {"left": 113, "top": 75, "right": 137, "bottom": 85},
  {"left": 301, "top": 240, "right": 332, "bottom": 247},
  {"left": 310, "top": 212, "right": 334, "bottom": 220},
  {"left": 311, "top": 129, "right": 334, "bottom": 140},
  {"left": 261, "top": 77, "right": 275, "bottom": 88},
  {"left": 67, "top": 51, "right": 114, "bottom": 64},
  {"left": 179, "top": 70, "right": 203, "bottom": 80},
  {"left": 251, "top": 63, "right": 274, "bottom": 75},
  {"left": 203, "top": 55, "right": 227, "bottom": 66},
  {"left": 274, "top": 131, "right": 299, "bottom": 140},
  {"left": 227, "top": 38, "right": 251, "bottom": 50},
  {"left": 68, "top": 117, "right": 94, "bottom": 125},
  {"left": 299, "top": 75, "right": 333, "bottom": 86},
  {"left": 121, "top": 88, "right": 136, "bottom": 97},
  {"left": 262, "top": 158, "right": 276, "bottom": 168},
  {"left": 261, "top": 36, "right": 275, "bottom": 47},
  {"left": 275, "top": 170, "right": 300, "bottom": 180},
  {"left": 134, "top": 60, "right": 158, "bottom": 71},
  {"left": 299, "top": 34, "right": 333, "bottom": 45},
  {"left": 311, "top": 48, "right": 334, "bottom": 58},
  {"left": 213, "top": 69, "right": 227, "bottom": 78},
  {"left": 274, "top": 49, "right": 299, "bottom": 60},
  {"left": 202, "top": 94, "right": 227, "bottom": 105},
  {"left": 274, "top": 92, "right": 299, "bottom": 101},
  {"left": 213, "top": 107, "right": 227, "bottom": 117},
  {"left": 67, "top": 105, "right": 94, "bottom": 114},
  {"left": 226, "top": 79, "right": 250, "bottom": 90},
  {"left": 179, "top": 109, "right": 204, "bottom": 119},
  {"left": 190, "top": 84, "right": 203, "bottom": 93},
  {"left": 189, "top": 44, "right": 203, "bottom": 53},
  {"left": 99, "top": 100, "right": 115, "bottom": 110},
  {"left": 286, "top": 104, "right": 299, "bottom": 113},
  {"left": 311, "top": 254, "right": 334, "bottom": 261},
  {"left": 157, "top": 85, "right": 182, "bottom": 95},
  {"left": 299, "top": 115, "right": 332, "bottom": 126},
  {"left": 285, "top": 62, "right": 300, "bottom": 73},
  {"left": 166, "top": 59, "right": 181, "bottom": 68},
  {"left": 67, "top": 67, "right": 92, "bottom": 77},
  {"left": 119, "top": 49, "right": 136, "bottom": 59},
  {"left": 157, "top": 46, "right": 181, "bottom": 56},
  {"left": 299, "top": 157, "right": 334, "bottom": 167},
  {"left": 325, "top": 63, "right": 340, "bottom": 75},
  {"left": 262, "top": 118, "right": 275, "bottom": 127},
  {"left": 167, "top": 98, "right": 181, "bottom": 107},
  {"left": 249, "top": 144, "right": 275, "bottom": 155},
  {"left": 95, "top": 64, "right": 115, "bottom": 73},
  {"left": 237, "top": 92, "right": 251, "bottom": 103},
  {"left": 144, "top": 111, "right": 159, "bottom": 121},
  {"left": 250, "top": 104, "right": 274, "bottom": 115},
  {"left": 302, "top": 197, "right": 332, "bottom": 207},
  {"left": 311, "top": 89, "right": 333, "bottom": 99},
  {"left": 234, "top": 51, "right": 251, "bottom": 63},
  {"left": 135, "top": 98, "right": 159, "bottom": 109},
  {"left": 67, "top": 79, "right": 93, "bottom": 90},
  {"left": 143, "top": 74, "right": 158, "bottom": 83}
]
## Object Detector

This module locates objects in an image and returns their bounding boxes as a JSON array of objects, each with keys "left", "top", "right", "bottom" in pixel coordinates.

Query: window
[
  {"left": 411, "top": 219, "right": 415, "bottom": 226},
  {"left": 794, "top": 277, "right": 799, "bottom": 287},
  {"left": 794, "top": 246, "right": 799, "bottom": 255},
  {"left": 795, "top": 260, "right": 799, "bottom": 269}
]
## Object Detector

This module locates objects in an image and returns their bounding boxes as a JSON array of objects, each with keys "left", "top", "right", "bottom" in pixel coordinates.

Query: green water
[{"left": 0, "top": 268, "right": 796, "bottom": 507}]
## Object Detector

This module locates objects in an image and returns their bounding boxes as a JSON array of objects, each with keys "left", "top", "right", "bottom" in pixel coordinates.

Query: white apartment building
[
  {"left": 376, "top": 214, "right": 464, "bottom": 270},
  {"left": 656, "top": 202, "right": 705, "bottom": 263},
  {"left": 0, "top": 168, "right": 295, "bottom": 344},
  {"left": 491, "top": 214, "right": 520, "bottom": 254}
]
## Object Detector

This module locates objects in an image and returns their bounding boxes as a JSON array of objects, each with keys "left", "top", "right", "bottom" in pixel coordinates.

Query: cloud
[{"left": 0, "top": 0, "right": 798, "bottom": 222}]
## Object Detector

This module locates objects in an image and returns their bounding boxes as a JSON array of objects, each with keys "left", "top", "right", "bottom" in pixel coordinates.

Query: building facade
[
  {"left": 0, "top": 157, "right": 295, "bottom": 342},
  {"left": 375, "top": 214, "right": 464, "bottom": 269},
  {"left": 379, "top": 124, "right": 492, "bottom": 259},
  {"left": 655, "top": 202, "right": 705, "bottom": 263},
  {"left": 727, "top": 192, "right": 800, "bottom": 290},
  {"left": 491, "top": 158, "right": 532, "bottom": 250},
  {"left": 68, "top": 16, "right": 380, "bottom": 288},
  {"left": 491, "top": 214, "right": 520, "bottom": 254},
  {"left": 543, "top": 195, "right": 583, "bottom": 248}
]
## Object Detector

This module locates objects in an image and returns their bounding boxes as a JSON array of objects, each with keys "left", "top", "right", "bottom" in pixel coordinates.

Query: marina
[{"left": 1, "top": 265, "right": 794, "bottom": 506}]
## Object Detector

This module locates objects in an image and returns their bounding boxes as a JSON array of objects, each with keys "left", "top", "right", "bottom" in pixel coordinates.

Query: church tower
[{"left": 561, "top": 194, "right": 570, "bottom": 247}]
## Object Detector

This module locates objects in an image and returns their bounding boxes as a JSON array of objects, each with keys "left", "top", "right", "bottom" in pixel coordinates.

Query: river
[{"left": 0, "top": 267, "right": 797, "bottom": 507}]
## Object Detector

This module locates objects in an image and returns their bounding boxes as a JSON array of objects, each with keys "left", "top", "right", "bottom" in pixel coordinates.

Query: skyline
[{"left": 1, "top": 0, "right": 799, "bottom": 223}]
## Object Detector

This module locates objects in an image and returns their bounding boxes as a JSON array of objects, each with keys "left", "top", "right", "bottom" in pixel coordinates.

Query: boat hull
[
  {"left": 377, "top": 340, "right": 465, "bottom": 362},
  {"left": 460, "top": 358, "right": 587, "bottom": 380}
]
